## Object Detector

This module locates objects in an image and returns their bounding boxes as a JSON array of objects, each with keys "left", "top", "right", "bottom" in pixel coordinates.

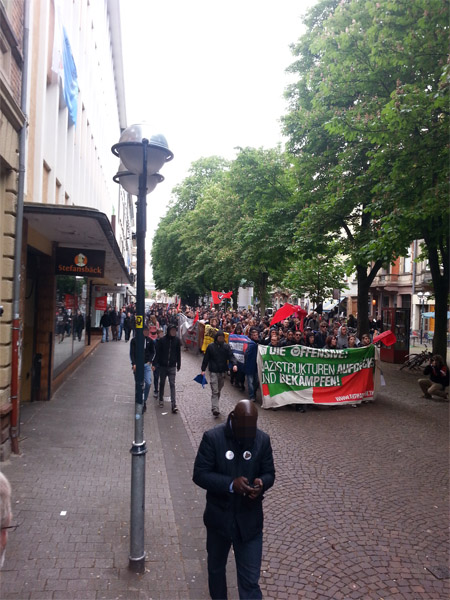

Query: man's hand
[
  {"left": 248, "top": 478, "right": 263, "bottom": 499},
  {"left": 132, "top": 365, "right": 136, "bottom": 372},
  {"left": 232, "top": 476, "right": 262, "bottom": 499},
  {"left": 232, "top": 365, "right": 238, "bottom": 373}
]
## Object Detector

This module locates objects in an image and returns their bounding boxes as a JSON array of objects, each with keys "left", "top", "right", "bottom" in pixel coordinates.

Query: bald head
[
  {"left": 233, "top": 399, "right": 257, "bottom": 419},
  {"left": 230, "top": 400, "right": 258, "bottom": 442}
]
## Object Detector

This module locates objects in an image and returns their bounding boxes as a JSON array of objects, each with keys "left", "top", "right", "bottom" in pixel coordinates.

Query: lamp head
[
  {"left": 113, "top": 162, "right": 164, "bottom": 196},
  {"left": 111, "top": 124, "right": 173, "bottom": 175}
]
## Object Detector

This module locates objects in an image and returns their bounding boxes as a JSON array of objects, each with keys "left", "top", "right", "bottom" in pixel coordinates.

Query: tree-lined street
[{"left": 151, "top": 0, "right": 449, "bottom": 356}]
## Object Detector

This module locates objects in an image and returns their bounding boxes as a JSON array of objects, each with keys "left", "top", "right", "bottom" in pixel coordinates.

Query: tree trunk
[
  {"left": 426, "top": 242, "right": 449, "bottom": 359},
  {"left": 356, "top": 260, "right": 383, "bottom": 339},
  {"left": 356, "top": 265, "right": 371, "bottom": 339},
  {"left": 257, "top": 271, "right": 269, "bottom": 315}
]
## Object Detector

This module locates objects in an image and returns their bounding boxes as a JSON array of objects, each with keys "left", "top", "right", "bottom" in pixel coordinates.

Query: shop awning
[
  {"left": 422, "top": 311, "right": 450, "bottom": 319},
  {"left": 322, "top": 300, "right": 338, "bottom": 311},
  {"left": 24, "top": 203, "right": 132, "bottom": 285}
]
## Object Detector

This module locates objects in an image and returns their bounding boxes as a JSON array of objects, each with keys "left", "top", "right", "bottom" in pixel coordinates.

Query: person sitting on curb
[{"left": 418, "top": 354, "right": 449, "bottom": 400}]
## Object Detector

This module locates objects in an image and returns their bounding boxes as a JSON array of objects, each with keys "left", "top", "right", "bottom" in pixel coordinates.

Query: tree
[
  {"left": 282, "top": 252, "right": 348, "bottom": 310},
  {"left": 226, "top": 147, "right": 299, "bottom": 313},
  {"left": 283, "top": 0, "right": 449, "bottom": 348},
  {"left": 151, "top": 156, "right": 229, "bottom": 301},
  {"left": 152, "top": 147, "right": 300, "bottom": 314}
]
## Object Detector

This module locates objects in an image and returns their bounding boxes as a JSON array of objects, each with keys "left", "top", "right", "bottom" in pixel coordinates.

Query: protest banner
[
  {"left": 229, "top": 334, "right": 251, "bottom": 371},
  {"left": 178, "top": 313, "right": 199, "bottom": 350},
  {"left": 257, "top": 344, "right": 376, "bottom": 408}
]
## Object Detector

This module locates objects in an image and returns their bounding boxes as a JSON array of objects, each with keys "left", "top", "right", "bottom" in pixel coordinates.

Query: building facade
[
  {"left": 0, "top": 0, "right": 26, "bottom": 460},
  {"left": 2, "top": 0, "right": 133, "bottom": 458}
]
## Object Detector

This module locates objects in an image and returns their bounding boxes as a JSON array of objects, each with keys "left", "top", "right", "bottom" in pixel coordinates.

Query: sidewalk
[{"left": 1, "top": 340, "right": 211, "bottom": 600}]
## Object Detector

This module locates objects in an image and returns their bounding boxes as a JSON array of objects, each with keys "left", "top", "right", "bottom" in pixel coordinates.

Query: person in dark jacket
[
  {"left": 153, "top": 324, "right": 181, "bottom": 413},
  {"left": 418, "top": 354, "right": 449, "bottom": 400},
  {"left": 314, "top": 321, "right": 329, "bottom": 348},
  {"left": 130, "top": 325, "right": 156, "bottom": 412},
  {"left": 109, "top": 307, "right": 120, "bottom": 341},
  {"left": 123, "top": 312, "right": 132, "bottom": 342},
  {"left": 100, "top": 309, "right": 111, "bottom": 343},
  {"left": 193, "top": 399, "right": 275, "bottom": 600},
  {"left": 201, "top": 330, "right": 238, "bottom": 417},
  {"left": 244, "top": 328, "right": 260, "bottom": 402},
  {"left": 74, "top": 309, "right": 85, "bottom": 342}
]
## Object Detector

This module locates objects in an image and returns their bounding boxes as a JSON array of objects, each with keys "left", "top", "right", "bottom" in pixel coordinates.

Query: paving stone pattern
[{"left": 0, "top": 341, "right": 448, "bottom": 600}]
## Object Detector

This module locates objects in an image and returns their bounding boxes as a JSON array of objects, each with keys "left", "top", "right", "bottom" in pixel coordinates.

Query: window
[{"left": 403, "top": 249, "right": 412, "bottom": 273}]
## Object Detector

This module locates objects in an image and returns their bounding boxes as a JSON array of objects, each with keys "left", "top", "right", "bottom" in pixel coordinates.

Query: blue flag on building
[{"left": 62, "top": 27, "right": 79, "bottom": 125}]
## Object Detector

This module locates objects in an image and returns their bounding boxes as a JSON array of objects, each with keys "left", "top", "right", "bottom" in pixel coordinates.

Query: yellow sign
[{"left": 136, "top": 315, "right": 143, "bottom": 328}]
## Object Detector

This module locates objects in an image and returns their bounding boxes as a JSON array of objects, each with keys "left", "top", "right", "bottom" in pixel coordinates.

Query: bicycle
[{"left": 399, "top": 346, "right": 433, "bottom": 371}]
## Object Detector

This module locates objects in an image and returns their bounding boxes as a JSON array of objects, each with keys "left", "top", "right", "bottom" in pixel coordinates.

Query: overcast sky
[{"left": 120, "top": 0, "right": 316, "bottom": 259}]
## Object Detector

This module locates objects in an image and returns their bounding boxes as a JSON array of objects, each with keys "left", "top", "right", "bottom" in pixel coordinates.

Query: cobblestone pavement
[{"left": 1, "top": 341, "right": 448, "bottom": 599}]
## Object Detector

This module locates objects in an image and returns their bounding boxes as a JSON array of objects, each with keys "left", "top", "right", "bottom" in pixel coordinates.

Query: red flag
[
  {"left": 373, "top": 330, "right": 396, "bottom": 346},
  {"left": 211, "top": 290, "right": 233, "bottom": 304},
  {"left": 293, "top": 306, "right": 308, "bottom": 331},
  {"left": 177, "top": 297, "right": 181, "bottom": 311},
  {"left": 193, "top": 310, "right": 199, "bottom": 324},
  {"left": 270, "top": 303, "right": 296, "bottom": 326}
]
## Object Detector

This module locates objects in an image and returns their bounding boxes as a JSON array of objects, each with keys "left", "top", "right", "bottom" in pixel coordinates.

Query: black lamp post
[
  {"left": 112, "top": 124, "right": 173, "bottom": 572},
  {"left": 417, "top": 291, "right": 430, "bottom": 345}
]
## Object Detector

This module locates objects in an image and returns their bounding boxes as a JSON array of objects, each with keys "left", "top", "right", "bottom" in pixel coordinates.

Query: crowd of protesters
[
  {"left": 175, "top": 304, "right": 377, "bottom": 410},
  {"left": 191, "top": 306, "right": 377, "bottom": 349}
]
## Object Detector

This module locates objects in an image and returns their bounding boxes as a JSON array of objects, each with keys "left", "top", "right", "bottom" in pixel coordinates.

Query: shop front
[{"left": 21, "top": 204, "right": 131, "bottom": 404}]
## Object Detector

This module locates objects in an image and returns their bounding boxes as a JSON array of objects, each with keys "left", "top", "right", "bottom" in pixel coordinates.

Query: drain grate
[{"left": 425, "top": 565, "right": 450, "bottom": 580}]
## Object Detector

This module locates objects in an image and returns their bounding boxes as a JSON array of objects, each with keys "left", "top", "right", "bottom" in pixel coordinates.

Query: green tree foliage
[
  {"left": 151, "top": 156, "right": 230, "bottom": 302},
  {"left": 283, "top": 0, "right": 449, "bottom": 349},
  {"left": 225, "top": 147, "right": 299, "bottom": 312},
  {"left": 282, "top": 252, "right": 348, "bottom": 309},
  {"left": 151, "top": 147, "right": 299, "bottom": 313}
]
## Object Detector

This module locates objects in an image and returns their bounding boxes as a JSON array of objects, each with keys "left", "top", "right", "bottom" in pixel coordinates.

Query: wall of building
[
  {"left": 0, "top": 0, "right": 26, "bottom": 460},
  {"left": 25, "top": 0, "right": 125, "bottom": 216}
]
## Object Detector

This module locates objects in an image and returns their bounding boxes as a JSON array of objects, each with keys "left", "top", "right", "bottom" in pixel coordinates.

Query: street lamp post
[
  {"left": 112, "top": 125, "right": 173, "bottom": 572},
  {"left": 417, "top": 291, "right": 430, "bottom": 345}
]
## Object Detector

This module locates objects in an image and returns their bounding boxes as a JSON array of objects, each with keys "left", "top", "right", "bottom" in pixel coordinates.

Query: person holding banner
[
  {"left": 229, "top": 323, "right": 247, "bottom": 391},
  {"left": 193, "top": 399, "right": 275, "bottom": 600},
  {"left": 201, "top": 331, "right": 238, "bottom": 417},
  {"left": 201, "top": 316, "right": 219, "bottom": 353},
  {"left": 360, "top": 333, "right": 372, "bottom": 346},
  {"left": 245, "top": 328, "right": 261, "bottom": 402}
]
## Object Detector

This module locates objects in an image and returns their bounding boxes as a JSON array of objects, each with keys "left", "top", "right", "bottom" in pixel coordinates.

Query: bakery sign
[{"left": 55, "top": 248, "right": 105, "bottom": 278}]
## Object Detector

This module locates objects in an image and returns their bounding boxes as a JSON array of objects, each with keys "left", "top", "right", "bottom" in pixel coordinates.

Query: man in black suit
[{"left": 193, "top": 400, "right": 275, "bottom": 599}]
